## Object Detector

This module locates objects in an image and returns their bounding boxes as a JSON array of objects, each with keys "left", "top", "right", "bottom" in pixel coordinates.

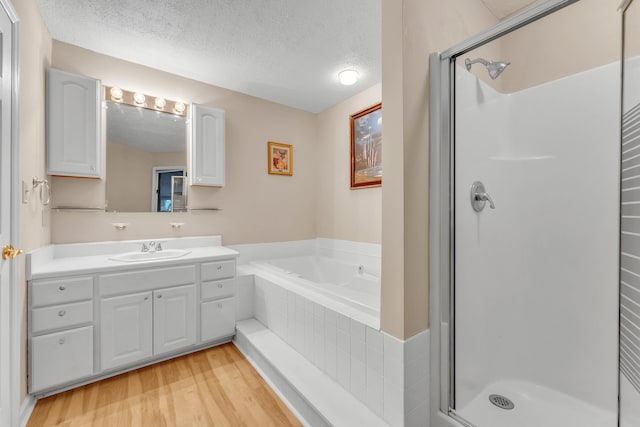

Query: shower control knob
[{"left": 470, "top": 181, "right": 496, "bottom": 212}]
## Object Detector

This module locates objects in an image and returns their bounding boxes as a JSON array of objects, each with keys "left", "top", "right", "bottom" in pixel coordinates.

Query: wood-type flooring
[{"left": 27, "top": 343, "right": 302, "bottom": 426}]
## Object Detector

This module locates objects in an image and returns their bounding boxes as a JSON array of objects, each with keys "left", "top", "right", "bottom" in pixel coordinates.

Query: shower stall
[{"left": 429, "top": 0, "right": 629, "bottom": 426}]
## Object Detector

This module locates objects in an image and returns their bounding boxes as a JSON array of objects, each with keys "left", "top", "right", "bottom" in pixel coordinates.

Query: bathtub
[{"left": 249, "top": 255, "right": 380, "bottom": 321}]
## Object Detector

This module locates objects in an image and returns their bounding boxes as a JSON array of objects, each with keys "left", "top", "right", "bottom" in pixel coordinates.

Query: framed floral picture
[
  {"left": 268, "top": 141, "right": 292, "bottom": 176},
  {"left": 350, "top": 103, "right": 382, "bottom": 189}
]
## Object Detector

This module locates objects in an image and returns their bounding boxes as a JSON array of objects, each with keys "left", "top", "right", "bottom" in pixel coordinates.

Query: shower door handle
[{"left": 470, "top": 181, "right": 495, "bottom": 212}]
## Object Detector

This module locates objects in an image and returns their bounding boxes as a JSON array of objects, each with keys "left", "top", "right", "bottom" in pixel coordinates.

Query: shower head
[{"left": 465, "top": 57, "right": 510, "bottom": 80}]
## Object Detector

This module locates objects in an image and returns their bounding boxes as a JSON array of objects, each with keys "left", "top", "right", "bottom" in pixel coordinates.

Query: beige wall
[
  {"left": 316, "top": 83, "right": 382, "bottom": 243},
  {"left": 501, "top": 0, "right": 621, "bottom": 93},
  {"left": 14, "top": 0, "right": 52, "bottom": 402},
  {"left": 50, "top": 41, "right": 318, "bottom": 245},
  {"left": 380, "top": 0, "right": 499, "bottom": 339}
]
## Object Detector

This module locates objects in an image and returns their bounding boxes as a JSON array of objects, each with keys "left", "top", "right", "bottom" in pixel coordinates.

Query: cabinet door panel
[
  {"left": 101, "top": 292, "right": 152, "bottom": 371},
  {"left": 153, "top": 284, "right": 197, "bottom": 355},
  {"left": 30, "top": 326, "right": 93, "bottom": 393},
  {"left": 46, "top": 68, "right": 101, "bottom": 177},
  {"left": 201, "top": 297, "right": 235, "bottom": 342},
  {"left": 190, "top": 104, "right": 225, "bottom": 186}
]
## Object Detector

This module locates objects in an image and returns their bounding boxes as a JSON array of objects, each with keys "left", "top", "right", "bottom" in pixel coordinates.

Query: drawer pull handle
[
  {"left": 58, "top": 310, "right": 66, "bottom": 317},
  {"left": 218, "top": 283, "right": 223, "bottom": 288},
  {"left": 217, "top": 265, "right": 222, "bottom": 270},
  {"left": 59, "top": 338, "right": 66, "bottom": 345},
  {"left": 59, "top": 285, "right": 66, "bottom": 291}
]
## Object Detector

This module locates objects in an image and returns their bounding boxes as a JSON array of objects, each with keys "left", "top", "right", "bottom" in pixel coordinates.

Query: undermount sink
[{"left": 109, "top": 249, "right": 191, "bottom": 262}]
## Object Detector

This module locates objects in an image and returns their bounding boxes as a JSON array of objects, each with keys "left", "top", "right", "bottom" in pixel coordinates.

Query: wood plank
[{"left": 27, "top": 343, "right": 302, "bottom": 427}]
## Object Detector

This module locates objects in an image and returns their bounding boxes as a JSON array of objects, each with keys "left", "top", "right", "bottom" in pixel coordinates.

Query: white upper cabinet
[
  {"left": 190, "top": 104, "right": 225, "bottom": 186},
  {"left": 46, "top": 68, "right": 102, "bottom": 178}
]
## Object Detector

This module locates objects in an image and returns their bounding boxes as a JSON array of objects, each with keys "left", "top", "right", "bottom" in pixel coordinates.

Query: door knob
[
  {"left": 470, "top": 181, "right": 496, "bottom": 212},
  {"left": 2, "top": 245, "right": 23, "bottom": 260}
]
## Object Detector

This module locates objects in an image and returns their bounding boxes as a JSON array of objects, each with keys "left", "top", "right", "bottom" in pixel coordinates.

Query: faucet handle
[
  {"left": 156, "top": 242, "right": 163, "bottom": 251},
  {"left": 140, "top": 242, "right": 149, "bottom": 252}
]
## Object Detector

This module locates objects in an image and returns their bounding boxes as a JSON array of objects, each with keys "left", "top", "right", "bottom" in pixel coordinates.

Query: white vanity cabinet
[
  {"left": 190, "top": 104, "right": 225, "bottom": 187},
  {"left": 29, "top": 276, "right": 95, "bottom": 393},
  {"left": 28, "top": 248, "right": 237, "bottom": 396},
  {"left": 46, "top": 68, "right": 102, "bottom": 178}
]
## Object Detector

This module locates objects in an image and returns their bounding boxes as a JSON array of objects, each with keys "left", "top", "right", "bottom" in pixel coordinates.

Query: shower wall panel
[{"left": 454, "top": 61, "right": 619, "bottom": 412}]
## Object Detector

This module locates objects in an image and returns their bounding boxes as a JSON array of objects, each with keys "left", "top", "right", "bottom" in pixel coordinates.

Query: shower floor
[{"left": 456, "top": 380, "right": 616, "bottom": 427}]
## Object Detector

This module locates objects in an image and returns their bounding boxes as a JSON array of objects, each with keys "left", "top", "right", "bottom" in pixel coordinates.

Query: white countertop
[{"left": 27, "top": 236, "right": 239, "bottom": 280}]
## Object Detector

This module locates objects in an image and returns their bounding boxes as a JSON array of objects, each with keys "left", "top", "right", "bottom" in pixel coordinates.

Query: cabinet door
[
  {"left": 153, "top": 284, "right": 197, "bottom": 356},
  {"left": 101, "top": 292, "right": 152, "bottom": 371},
  {"left": 201, "top": 297, "right": 235, "bottom": 342},
  {"left": 190, "top": 104, "right": 225, "bottom": 186},
  {"left": 46, "top": 68, "right": 102, "bottom": 178},
  {"left": 30, "top": 326, "right": 93, "bottom": 393}
]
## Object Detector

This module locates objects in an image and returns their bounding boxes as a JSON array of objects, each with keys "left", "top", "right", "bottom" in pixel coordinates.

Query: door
[
  {"left": 100, "top": 292, "right": 152, "bottom": 371},
  {"left": 153, "top": 284, "right": 196, "bottom": 356},
  {"left": 0, "top": 1, "right": 17, "bottom": 425}
]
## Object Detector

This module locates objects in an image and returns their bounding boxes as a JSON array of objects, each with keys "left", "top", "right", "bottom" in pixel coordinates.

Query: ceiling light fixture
[
  {"left": 110, "top": 87, "right": 123, "bottom": 102},
  {"left": 338, "top": 69, "right": 359, "bottom": 86},
  {"left": 133, "top": 92, "right": 146, "bottom": 106}
]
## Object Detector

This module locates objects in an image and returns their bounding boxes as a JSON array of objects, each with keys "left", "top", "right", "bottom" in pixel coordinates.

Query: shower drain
[{"left": 488, "top": 394, "right": 515, "bottom": 410}]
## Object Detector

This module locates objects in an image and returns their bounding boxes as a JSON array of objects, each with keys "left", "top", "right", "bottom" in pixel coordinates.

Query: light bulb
[
  {"left": 154, "top": 97, "right": 166, "bottom": 109},
  {"left": 338, "top": 69, "right": 359, "bottom": 86},
  {"left": 174, "top": 101, "right": 186, "bottom": 114},
  {"left": 110, "top": 87, "right": 123, "bottom": 101},
  {"left": 133, "top": 92, "right": 146, "bottom": 105}
]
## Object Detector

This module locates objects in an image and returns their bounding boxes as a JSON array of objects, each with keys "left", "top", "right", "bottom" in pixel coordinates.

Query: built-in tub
[{"left": 249, "top": 255, "right": 380, "bottom": 323}]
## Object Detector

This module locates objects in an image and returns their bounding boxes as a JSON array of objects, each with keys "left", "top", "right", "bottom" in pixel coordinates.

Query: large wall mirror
[{"left": 105, "top": 101, "right": 187, "bottom": 212}]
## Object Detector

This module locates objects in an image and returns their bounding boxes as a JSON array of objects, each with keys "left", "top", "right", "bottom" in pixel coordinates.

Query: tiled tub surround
[
  {"left": 233, "top": 239, "right": 430, "bottom": 427},
  {"left": 27, "top": 235, "right": 239, "bottom": 395}
]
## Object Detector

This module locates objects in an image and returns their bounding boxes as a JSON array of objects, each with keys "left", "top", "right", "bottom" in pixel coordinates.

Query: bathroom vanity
[{"left": 26, "top": 236, "right": 237, "bottom": 396}]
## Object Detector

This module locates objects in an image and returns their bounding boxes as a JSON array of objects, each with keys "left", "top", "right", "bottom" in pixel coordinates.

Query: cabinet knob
[
  {"left": 58, "top": 310, "right": 66, "bottom": 317},
  {"left": 59, "top": 338, "right": 66, "bottom": 345},
  {"left": 157, "top": 294, "right": 162, "bottom": 299},
  {"left": 59, "top": 285, "right": 66, "bottom": 291},
  {"left": 218, "top": 283, "right": 223, "bottom": 288},
  {"left": 144, "top": 297, "right": 149, "bottom": 301},
  {"left": 217, "top": 265, "right": 222, "bottom": 270}
]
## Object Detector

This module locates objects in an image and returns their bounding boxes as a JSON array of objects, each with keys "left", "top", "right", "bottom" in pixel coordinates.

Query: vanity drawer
[
  {"left": 31, "top": 276, "right": 93, "bottom": 308},
  {"left": 30, "top": 325, "right": 93, "bottom": 393},
  {"left": 201, "top": 279, "right": 235, "bottom": 301},
  {"left": 32, "top": 300, "right": 93, "bottom": 334},
  {"left": 99, "top": 265, "right": 196, "bottom": 297},
  {"left": 201, "top": 297, "right": 235, "bottom": 342},
  {"left": 201, "top": 260, "right": 235, "bottom": 281}
]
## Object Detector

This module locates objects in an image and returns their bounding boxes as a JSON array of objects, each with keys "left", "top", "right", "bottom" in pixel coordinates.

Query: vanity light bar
[{"left": 104, "top": 86, "right": 188, "bottom": 116}]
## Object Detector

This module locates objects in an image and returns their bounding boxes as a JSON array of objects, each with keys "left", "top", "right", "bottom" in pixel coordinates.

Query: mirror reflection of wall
[{"left": 105, "top": 101, "right": 187, "bottom": 212}]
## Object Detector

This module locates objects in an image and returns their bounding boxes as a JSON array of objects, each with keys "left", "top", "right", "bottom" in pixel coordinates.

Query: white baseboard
[{"left": 18, "top": 395, "right": 36, "bottom": 427}]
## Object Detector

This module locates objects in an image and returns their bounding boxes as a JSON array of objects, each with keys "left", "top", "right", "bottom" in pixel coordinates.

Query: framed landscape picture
[
  {"left": 268, "top": 141, "right": 292, "bottom": 176},
  {"left": 350, "top": 103, "right": 382, "bottom": 189}
]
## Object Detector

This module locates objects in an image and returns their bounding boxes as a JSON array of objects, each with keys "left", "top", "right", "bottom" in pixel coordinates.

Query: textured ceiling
[
  {"left": 481, "top": 0, "right": 540, "bottom": 19},
  {"left": 36, "top": 0, "right": 382, "bottom": 113}
]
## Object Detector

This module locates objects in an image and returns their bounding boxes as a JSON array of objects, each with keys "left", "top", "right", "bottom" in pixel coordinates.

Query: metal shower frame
[{"left": 428, "top": 1, "right": 580, "bottom": 426}]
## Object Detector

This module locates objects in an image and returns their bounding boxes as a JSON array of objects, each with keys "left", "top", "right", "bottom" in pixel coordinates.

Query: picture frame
[
  {"left": 268, "top": 141, "right": 293, "bottom": 176},
  {"left": 350, "top": 103, "right": 382, "bottom": 189}
]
